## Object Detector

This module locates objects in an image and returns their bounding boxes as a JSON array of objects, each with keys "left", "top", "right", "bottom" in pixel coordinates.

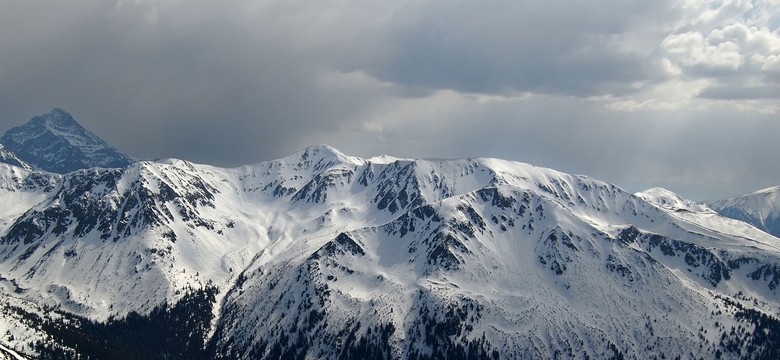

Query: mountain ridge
[
  {"left": 707, "top": 186, "right": 780, "bottom": 238},
  {"left": 0, "top": 142, "right": 779, "bottom": 358},
  {"left": 0, "top": 144, "right": 31, "bottom": 171}
]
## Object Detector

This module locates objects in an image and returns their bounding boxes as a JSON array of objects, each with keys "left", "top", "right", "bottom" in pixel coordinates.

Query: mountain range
[{"left": 0, "top": 110, "right": 779, "bottom": 359}]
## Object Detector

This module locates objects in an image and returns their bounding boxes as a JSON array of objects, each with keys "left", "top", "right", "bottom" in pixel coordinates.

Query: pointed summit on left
[{"left": 0, "top": 108, "right": 133, "bottom": 173}]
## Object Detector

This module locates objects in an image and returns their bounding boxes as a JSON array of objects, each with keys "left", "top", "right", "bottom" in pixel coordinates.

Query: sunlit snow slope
[
  {"left": 707, "top": 186, "right": 780, "bottom": 238},
  {"left": 1, "top": 145, "right": 779, "bottom": 359}
]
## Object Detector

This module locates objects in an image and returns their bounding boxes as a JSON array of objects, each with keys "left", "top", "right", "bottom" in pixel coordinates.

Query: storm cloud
[{"left": 0, "top": 0, "right": 778, "bottom": 200}]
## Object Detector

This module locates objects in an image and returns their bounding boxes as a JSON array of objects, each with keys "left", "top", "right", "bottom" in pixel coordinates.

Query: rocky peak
[{"left": 0, "top": 108, "right": 133, "bottom": 173}]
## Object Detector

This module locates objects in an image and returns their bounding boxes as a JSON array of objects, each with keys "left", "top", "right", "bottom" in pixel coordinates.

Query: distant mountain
[
  {"left": 0, "top": 144, "right": 31, "bottom": 170},
  {"left": 0, "top": 108, "right": 132, "bottom": 173},
  {"left": 707, "top": 186, "right": 780, "bottom": 238},
  {"left": 1, "top": 145, "right": 779, "bottom": 359}
]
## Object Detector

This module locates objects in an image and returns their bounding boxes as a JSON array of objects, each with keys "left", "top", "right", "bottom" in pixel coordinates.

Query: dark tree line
[
  {"left": 34, "top": 286, "right": 217, "bottom": 360},
  {"left": 717, "top": 295, "right": 780, "bottom": 360}
]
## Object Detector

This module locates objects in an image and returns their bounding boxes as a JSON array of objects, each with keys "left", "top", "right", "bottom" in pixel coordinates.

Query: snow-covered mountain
[
  {"left": 0, "top": 108, "right": 132, "bottom": 174},
  {"left": 1, "top": 144, "right": 779, "bottom": 359},
  {"left": 707, "top": 186, "right": 780, "bottom": 238},
  {"left": 0, "top": 145, "right": 31, "bottom": 171}
]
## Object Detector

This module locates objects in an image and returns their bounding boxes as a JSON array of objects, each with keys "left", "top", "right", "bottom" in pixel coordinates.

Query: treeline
[
  {"left": 34, "top": 286, "right": 217, "bottom": 360},
  {"left": 717, "top": 295, "right": 780, "bottom": 360}
]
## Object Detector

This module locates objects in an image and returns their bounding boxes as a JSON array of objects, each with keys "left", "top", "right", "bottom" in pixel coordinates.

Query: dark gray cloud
[
  {"left": 316, "top": 93, "right": 780, "bottom": 201},
  {"left": 349, "top": 0, "right": 675, "bottom": 96},
  {"left": 0, "top": 0, "right": 388, "bottom": 164},
  {"left": 0, "top": 0, "right": 777, "bottom": 201}
]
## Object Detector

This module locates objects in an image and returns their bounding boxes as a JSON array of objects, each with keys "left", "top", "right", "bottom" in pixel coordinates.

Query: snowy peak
[
  {"left": 0, "top": 108, "right": 133, "bottom": 173},
  {"left": 284, "top": 144, "right": 365, "bottom": 170},
  {"left": 707, "top": 186, "right": 780, "bottom": 238},
  {"left": 29, "top": 108, "right": 79, "bottom": 128},
  {"left": 0, "top": 160, "right": 224, "bottom": 249},
  {"left": 635, "top": 187, "right": 712, "bottom": 213},
  {"left": 0, "top": 160, "right": 261, "bottom": 321}
]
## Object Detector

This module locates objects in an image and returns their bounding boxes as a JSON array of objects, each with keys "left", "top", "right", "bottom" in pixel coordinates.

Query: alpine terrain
[
  {"left": 0, "top": 109, "right": 132, "bottom": 174},
  {"left": 0, "top": 145, "right": 31, "bottom": 171},
  {"left": 0, "top": 115, "right": 778, "bottom": 359},
  {"left": 707, "top": 186, "right": 780, "bottom": 239}
]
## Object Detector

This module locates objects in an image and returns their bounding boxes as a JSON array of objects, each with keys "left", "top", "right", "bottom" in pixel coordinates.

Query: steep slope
[
  {"left": 636, "top": 187, "right": 779, "bottom": 245},
  {"left": 707, "top": 186, "right": 780, "bottom": 238},
  {"left": 0, "top": 164, "right": 59, "bottom": 235},
  {"left": 1, "top": 145, "right": 779, "bottom": 359},
  {"left": 0, "top": 160, "right": 266, "bottom": 321},
  {"left": 0, "top": 145, "right": 31, "bottom": 171},
  {"left": 0, "top": 108, "right": 132, "bottom": 173}
]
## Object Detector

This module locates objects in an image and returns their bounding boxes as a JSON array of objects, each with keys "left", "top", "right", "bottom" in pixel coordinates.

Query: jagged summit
[
  {"left": 0, "top": 108, "right": 133, "bottom": 174},
  {"left": 28, "top": 107, "right": 79, "bottom": 128}
]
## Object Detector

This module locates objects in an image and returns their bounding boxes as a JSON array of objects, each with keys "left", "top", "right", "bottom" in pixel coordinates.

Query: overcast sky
[{"left": 1, "top": 0, "right": 778, "bottom": 200}]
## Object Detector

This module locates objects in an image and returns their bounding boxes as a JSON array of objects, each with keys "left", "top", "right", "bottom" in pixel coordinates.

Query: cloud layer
[{"left": 0, "top": 0, "right": 778, "bottom": 200}]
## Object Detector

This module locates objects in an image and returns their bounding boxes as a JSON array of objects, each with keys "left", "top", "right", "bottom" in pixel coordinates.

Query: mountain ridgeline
[
  {"left": 707, "top": 186, "right": 780, "bottom": 239},
  {"left": 0, "top": 112, "right": 779, "bottom": 359}
]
